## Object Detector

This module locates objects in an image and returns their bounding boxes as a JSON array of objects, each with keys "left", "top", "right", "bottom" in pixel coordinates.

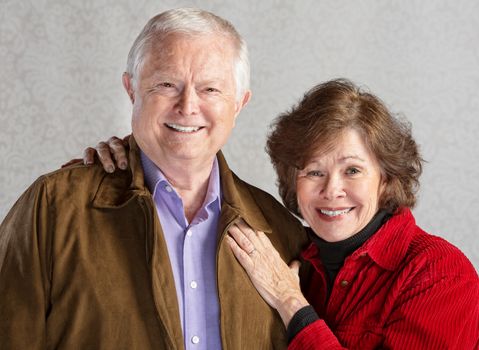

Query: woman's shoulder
[{"left": 405, "top": 225, "right": 478, "bottom": 281}]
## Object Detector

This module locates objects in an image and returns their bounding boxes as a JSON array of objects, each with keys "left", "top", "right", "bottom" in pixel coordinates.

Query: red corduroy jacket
[{"left": 290, "top": 208, "right": 479, "bottom": 349}]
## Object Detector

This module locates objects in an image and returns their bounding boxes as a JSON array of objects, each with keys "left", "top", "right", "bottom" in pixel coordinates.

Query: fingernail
[
  {"left": 119, "top": 161, "right": 127, "bottom": 170},
  {"left": 107, "top": 165, "right": 115, "bottom": 173},
  {"left": 85, "top": 161, "right": 93, "bottom": 165}
]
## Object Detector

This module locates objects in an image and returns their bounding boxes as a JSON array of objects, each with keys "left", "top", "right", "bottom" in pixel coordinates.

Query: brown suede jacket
[{"left": 0, "top": 137, "right": 308, "bottom": 349}]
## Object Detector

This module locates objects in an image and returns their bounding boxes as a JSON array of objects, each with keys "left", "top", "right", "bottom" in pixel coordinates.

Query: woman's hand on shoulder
[
  {"left": 83, "top": 135, "right": 130, "bottom": 173},
  {"left": 226, "top": 219, "right": 310, "bottom": 327}
]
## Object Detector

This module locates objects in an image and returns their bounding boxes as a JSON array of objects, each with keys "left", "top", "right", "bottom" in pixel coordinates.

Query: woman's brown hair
[{"left": 266, "top": 79, "right": 423, "bottom": 216}]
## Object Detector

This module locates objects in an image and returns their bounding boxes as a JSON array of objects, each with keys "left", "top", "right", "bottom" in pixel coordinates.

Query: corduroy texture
[
  {"left": 290, "top": 208, "right": 479, "bottom": 349},
  {"left": 0, "top": 136, "right": 308, "bottom": 349}
]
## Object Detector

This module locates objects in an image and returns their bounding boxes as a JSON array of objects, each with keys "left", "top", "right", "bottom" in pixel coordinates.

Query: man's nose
[
  {"left": 176, "top": 87, "right": 200, "bottom": 116},
  {"left": 320, "top": 175, "right": 345, "bottom": 200}
]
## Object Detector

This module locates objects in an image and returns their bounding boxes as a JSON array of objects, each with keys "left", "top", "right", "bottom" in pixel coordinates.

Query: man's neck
[{"left": 151, "top": 155, "right": 216, "bottom": 223}]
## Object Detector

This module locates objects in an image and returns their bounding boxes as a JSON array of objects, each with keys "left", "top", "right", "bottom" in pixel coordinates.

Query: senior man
[{"left": 0, "top": 8, "right": 307, "bottom": 350}]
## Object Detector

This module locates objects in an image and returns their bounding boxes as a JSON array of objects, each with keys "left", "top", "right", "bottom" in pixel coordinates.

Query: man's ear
[
  {"left": 122, "top": 72, "right": 135, "bottom": 104},
  {"left": 234, "top": 90, "right": 252, "bottom": 119}
]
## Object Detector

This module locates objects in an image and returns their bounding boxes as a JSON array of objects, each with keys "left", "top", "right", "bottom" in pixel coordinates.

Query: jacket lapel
[
  {"left": 217, "top": 151, "right": 272, "bottom": 236},
  {"left": 215, "top": 152, "right": 287, "bottom": 349},
  {"left": 92, "top": 136, "right": 184, "bottom": 349}
]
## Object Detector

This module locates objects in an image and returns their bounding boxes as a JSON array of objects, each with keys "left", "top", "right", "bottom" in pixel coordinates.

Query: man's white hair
[{"left": 126, "top": 7, "right": 250, "bottom": 100}]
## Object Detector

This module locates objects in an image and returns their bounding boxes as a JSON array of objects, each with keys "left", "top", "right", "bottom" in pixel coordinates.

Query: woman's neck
[{"left": 310, "top": 210, "right": 391, "bottom": 295}]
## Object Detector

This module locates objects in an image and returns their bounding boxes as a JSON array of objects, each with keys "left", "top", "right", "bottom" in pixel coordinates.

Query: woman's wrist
[
  {"left": 286, "top": 305, "right": 320, "bottom": 343},
  {"left": 276, "top": 293, "right": 310, "bottom": 328}
]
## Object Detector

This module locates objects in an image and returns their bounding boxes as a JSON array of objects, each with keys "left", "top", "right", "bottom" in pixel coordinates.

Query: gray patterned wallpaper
[{"left": 1, "top": 0, "right": 478, "bottom": 269}]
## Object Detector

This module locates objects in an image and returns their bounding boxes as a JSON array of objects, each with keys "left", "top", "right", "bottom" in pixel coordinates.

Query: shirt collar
[
  {"left": 140, "top": 150, "right": 221, "bottom": 211},
  {"left": 363, "top": 208, "right": 416, "bottom": 270},
  {"left": 302, "top": 208, "right": 417, "bottom": 271}
]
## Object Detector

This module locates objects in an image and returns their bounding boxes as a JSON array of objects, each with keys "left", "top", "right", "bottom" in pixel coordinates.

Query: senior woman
[
  {"left": 83, "top": 79, "right": 478, "bottom": 349},
  {"left": 225, "top": 79, "right": 479, "bottom": 349}
]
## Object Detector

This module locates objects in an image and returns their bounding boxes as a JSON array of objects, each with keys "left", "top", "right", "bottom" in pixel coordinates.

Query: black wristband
[{"left": 286, "top": 305, "right": 320, "bottom": 343}]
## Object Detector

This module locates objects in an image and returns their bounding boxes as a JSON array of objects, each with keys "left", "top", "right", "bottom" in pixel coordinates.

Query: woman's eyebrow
[{"left": 340, "top": 155, "right": 365, "bottom": 162}]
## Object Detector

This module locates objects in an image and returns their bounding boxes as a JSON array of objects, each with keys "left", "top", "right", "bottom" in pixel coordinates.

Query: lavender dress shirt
[{"left": 141, "top": 151, "right": 222, "bottom": 350}]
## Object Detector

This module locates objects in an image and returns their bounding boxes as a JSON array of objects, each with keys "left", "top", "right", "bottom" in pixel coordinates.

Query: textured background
[{"left": 1, "top": 0, "right": 478, "bottom": 269}]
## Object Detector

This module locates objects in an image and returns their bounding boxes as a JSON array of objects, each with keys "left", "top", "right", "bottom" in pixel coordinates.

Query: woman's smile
[{"left": 316, "top": 207, "right": 354, "bottom": 221}]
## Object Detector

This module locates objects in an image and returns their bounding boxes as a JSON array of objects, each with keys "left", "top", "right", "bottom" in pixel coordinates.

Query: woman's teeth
[
  {"left": 320, "top": 208, "right": 352, "bottom": 217},
  {"left": 166, "top": 123, "right": 201, "bottom": 132}
]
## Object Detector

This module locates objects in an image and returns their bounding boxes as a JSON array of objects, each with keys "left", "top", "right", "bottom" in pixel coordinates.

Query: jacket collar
[
  {"left": 216, "top": 151, "right": 272, "bottom": 234},
  {"left": 363, "top": 208, "right": 417, "bottom": 270},
  {"left": 92, "top": 136, "right": 273, "bottom": 234},
  {"left": 92, "top": 136, "right": 150, "bottom": 209},
  {"left": 128, "top": 135, "right": 149, "bottom": 192}
]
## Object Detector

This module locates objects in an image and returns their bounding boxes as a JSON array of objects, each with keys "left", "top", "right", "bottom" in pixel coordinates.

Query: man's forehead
[
  {"left": 149, "top": 32, "right": 234, "bottom": 56},
  {"left": 140, "top": 34, "right": 236, "bottom": 77},
  {"left": 144, "top": 67, "right": 232, "bottom": 82}
]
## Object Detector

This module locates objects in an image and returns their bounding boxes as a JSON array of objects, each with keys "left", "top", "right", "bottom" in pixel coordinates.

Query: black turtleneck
[
  {"left": 286, "top": 210, "right": 391, "bottom": 344},
  {"left": 310, "top": 209, "right": 391, "bottom": 295}
]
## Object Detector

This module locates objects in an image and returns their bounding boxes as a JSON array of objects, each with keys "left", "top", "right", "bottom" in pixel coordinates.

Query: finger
[
  {"left": 96, "top": 142, "right": 115, "bottom": 173},
  {"left": 225, "top": 235, "right": 255, "bottom": 270},
  {"left": 228, "top": 224, "right": 256, "bottom": 255},
  {"left": 289, "top": 260, "right": 301, "bottom": 276},
  {"left": 82, "top": 147, "right": 96, "bottom": 165},
  {"left": 235, "top": 220, "right": 271, "bottom": 252},
  {"left": 235, "top": 219, "right": 264, "bottom": 248},
  {"left": 255, "top": 230, "right": 274, "bottom": 249},
  {"left": 107, "top": 137, "right": 128, "bottom": 170},
  {"left": 107, "top": 136, "right": 122, "bottom": 144}
]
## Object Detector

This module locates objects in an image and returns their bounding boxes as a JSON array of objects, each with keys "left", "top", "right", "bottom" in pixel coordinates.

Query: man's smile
[{"left": 165, "top": 123, "right": 204, "bottom": 133}]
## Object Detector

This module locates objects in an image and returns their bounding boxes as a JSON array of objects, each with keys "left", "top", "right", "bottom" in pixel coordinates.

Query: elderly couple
[{"left": 1, "top": 7, "right": 477, "bottom": 350}]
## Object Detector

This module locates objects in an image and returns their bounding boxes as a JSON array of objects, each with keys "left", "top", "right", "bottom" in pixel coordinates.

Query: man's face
[{"left": 125, "top": 33, "right": 250, "bottom": 169}]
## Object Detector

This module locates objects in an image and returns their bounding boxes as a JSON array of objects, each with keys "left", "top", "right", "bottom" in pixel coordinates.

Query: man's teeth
[
  {"left": 166, "top": 123, "right": 201, "bottom": 132},
  {"left": 320, "top": 208, "right": 352, "bottom": 217}
]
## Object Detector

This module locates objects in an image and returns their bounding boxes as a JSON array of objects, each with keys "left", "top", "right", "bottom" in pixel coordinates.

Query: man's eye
[
  {"left": 205, "top": 87, "right": 219, "bottom": 93},
  {"left": 160, "top": 82, "right": 174, "bottom": 88}
]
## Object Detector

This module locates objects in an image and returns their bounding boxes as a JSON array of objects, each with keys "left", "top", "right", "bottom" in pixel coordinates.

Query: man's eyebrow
[{"left": 147, "top": 71, "right": 173, "bottom": 80}]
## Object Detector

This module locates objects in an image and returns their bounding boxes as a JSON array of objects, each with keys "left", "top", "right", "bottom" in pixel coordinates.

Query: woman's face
[{"left": 296, "top": 128, "right": 385, "bottom": 242}]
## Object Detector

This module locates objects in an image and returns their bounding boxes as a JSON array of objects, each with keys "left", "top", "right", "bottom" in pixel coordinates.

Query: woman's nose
[{"left": 320, "top": 175, "right": 345, "bottom": 200}]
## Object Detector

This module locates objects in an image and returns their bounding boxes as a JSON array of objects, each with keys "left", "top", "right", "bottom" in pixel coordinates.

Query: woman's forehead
[{"left": 305, "top": 129, "right": 376, "bottom": 165}]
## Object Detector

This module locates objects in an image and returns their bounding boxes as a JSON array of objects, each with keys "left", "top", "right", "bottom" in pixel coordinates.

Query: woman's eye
[
  {"left": 306, "top": 170, "right": 323, "bottom": 177},
  {"left": 160, "top": 82, "right": 174, "bottom": 88},
  {"left": 346, "top": 167, "right": 360, "bottom": 175},
  {"left": 205, "top": 87, "right": 219, "bottom": 93}
]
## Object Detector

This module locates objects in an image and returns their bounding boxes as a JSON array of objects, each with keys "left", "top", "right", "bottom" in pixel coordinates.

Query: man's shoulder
[
  {"left": 230, "top": 173, "right": 304, "bottom": 234},
  {"left": 1, "top": 164, "right": 118, "bottom": 238},
  {"left": 30, "top": 163, "right": 132, "bottom": 204},
  {"left": 232, "top": 173, "right": 293, "bottom": 214},
  {"left": 37, "top": 162, "right": 109, "bottom": 188}
]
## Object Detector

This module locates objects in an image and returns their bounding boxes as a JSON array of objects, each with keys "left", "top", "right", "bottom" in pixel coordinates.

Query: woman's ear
[
  {"left": 379, "top": 176, "right": 388, "bottom": 195},
  {"left": 377, "top": 174, "right": 389, "bottom": 208}
]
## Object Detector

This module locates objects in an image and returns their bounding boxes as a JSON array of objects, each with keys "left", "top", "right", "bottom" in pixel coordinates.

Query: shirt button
[
  {"left": 340, "top": 280, "right": 349, "bottom": 287},
  {"left": 190, "top": 281, "right": 198, "bottom": 289},
  {"left": 165, "top": 185, "right": 172, "bottom": 192},
  {"left": 191, "top": 335, "right": 200, "bottom": 344},
  {"left": 186, "top": 230, "right": 192, "bottom": 237}
]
